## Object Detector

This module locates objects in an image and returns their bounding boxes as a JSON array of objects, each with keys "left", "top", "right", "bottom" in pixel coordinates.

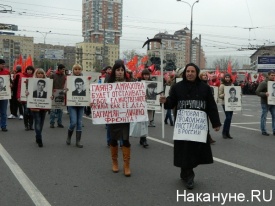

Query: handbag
[{"left": 129, "top": 121, "right": 148, "bottom": 138}]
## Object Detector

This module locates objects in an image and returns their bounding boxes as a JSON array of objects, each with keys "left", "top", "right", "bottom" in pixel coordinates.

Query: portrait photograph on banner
[
  {"left": 66, "top": 76, "right": 90, "bottom": 106},
  {"left": 267, "top": 81, "right": 275, "bottom": 105},
  {"left": 52, "top": 89, "right": 66, "bottom": 109},
  {"left": 20, "top": 77, "right": 28, "bottom": 101},
  {"left": 27, "top": 78, "right": 53, "bottom": 109},
  {"left": 90, "top": 82, "right": 148, "bottom": 124},
  {"left": 142, "top": 80, "right": 162, "bottom": 110},
  {"left": 210, "top": 86, "right": 218, "bottom": 103},
  {"left": 0, "top": 75, "right": 11, "bottom": 100},
  {"left": 173, "top": 109, "right": 208, "bottom": 143},
  {"left": 224, "top": 86, "right": 242, "bottom": 111}
]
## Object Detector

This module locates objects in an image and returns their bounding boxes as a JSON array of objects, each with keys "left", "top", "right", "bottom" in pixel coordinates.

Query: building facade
[
  {"left": 80, "top": 0, "right": 122, "bottom": 70},
  {"left": 0, "top": 33, "right": 34, "bottom": 70},
  {"left": 148, "top": 27, "right": 206, "bottom": 69}
]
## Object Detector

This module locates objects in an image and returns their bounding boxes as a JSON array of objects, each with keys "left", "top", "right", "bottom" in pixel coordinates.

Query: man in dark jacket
[
  {"left": 49, "top": 64, "right": 66, "bottom": 128},
  {"left": 159, "top": 63, "right": 221, "bottom": 190},
  {"left": 255, "top": 70, "right": 275, "bottom": 136}
]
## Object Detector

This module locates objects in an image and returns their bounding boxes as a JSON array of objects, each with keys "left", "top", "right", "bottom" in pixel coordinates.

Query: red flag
[
  {"left": 23, "top": 55, "right": 33, "bottom": 73},
  {"left": 227, "top": 61, "right": 232, "bottom": 75},
  {"left": 215, "top": 66, "right": 220, "bottom": 78},
  {"left": 141, "top": 55, "right": 148, "bottom": 64}
]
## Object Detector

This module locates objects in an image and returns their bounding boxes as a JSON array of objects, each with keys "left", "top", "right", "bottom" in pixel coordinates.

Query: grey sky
[{"left": 1, "top": 0, "right": 274, "bottom": 64}]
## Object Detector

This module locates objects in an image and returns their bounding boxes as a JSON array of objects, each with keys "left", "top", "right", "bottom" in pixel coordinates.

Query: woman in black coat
[{"left": 160, "top": 63, "right": 221, "bottom": 189}]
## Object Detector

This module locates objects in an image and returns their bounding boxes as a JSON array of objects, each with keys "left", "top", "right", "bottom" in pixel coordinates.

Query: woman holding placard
[
  {"left": 218, "top": 73, "right": 234, "bottom": 139},
  {"left": 107, "top": 62, "right": 132, "bottom": 176}
]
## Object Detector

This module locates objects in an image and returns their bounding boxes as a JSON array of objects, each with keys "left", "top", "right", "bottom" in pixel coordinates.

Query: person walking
[
  {"left": 65, "top": 64, "right": 86, "bottom": 148},
  {"left": 164, "top": 73, "right": 174, "bottom": 126},
  {"left": 218, "top": 73, "right": 234, "bottom": 139},
  {"left": 107, "top": 62, "right": 132, "bottom": 176},
  {"left": 49, "top": 64, "right": 66, "bottom": 128},
  {"left": 0, "top": 59, "right": 10, "bottom": 131},
  {"left": 159, "top": 63, "right": 221, "bottom": 189},
  {"left": 200, "top": 71, "right": 216, "bottom": 144},
  {"left": 255, "top": 70, "right": 275, "bottom": 136},
  {"left": 17, "top": 65, "right": 35, "bottom": 130}
]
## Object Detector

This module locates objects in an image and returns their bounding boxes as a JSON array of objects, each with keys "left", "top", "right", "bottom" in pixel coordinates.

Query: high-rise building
[
  {"left": 79, "top": 0, "right": 122, "bottom": 70},
  {"left": 148, "top": 27, "right": 206, "bottom": 69}
]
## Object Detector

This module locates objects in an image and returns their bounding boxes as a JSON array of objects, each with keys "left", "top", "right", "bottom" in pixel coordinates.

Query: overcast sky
[{"left": 1, "top": 0, "right": 275, "bottom": 66}]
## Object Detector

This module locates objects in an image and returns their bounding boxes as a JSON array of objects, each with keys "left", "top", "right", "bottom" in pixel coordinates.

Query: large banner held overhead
[
  {"left": 224, "top": 86, "right": 242, "bottom": 111},
  {"left": 66, "top": 76, "right": 90, "bottom": 106},
  {"left": 27, "top": 78, "right": 53, "bottom": 109},
  {"left": 173, "top": 109, "right": 208, "bottom": 143},
  {"left": 0, "top": 75, "right": 11, "bottom": 100},
  {"left": 90, "top": 82, "right": 148, "bottom": 124}
]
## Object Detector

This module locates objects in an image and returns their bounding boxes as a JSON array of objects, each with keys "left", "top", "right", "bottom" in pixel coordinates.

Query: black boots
[
  {"left": 223, "top": 133, "right": 233, "bottom": 139},
  {"left": 139, "top": 136, "right": 149, "bottom": 148},
  {"left": 66, "top": 130, "right": 73, "bottom": 145},
  {"left": 76, "top": 131, "right": 83, "bottom": 148}
]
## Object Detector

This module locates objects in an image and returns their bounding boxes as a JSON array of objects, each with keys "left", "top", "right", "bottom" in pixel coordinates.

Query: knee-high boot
[
  {"left": 76, "top": 131, "right": 83, "bottom": 148},
  {"left": 122, "top": 146, "right": 131, "bottom": 177},
  {"left": 66, "top": 130, "right": 73, "bottom": 145},
  {"left": 110, "top": 145, "right": 119, "bottom": 173}
]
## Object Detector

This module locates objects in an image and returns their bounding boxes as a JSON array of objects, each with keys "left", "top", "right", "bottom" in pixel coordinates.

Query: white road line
[
  {"left": 147, "top": 136, "right": 275, "bottom": 181},
  {"left": 242, "top": 114, "right": 254, "bottom": 117},
  {"left": 0, "top": 144, "right": 51, "bottom": 206}
]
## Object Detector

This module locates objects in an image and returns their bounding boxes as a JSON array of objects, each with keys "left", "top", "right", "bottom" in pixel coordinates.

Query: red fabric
[
  {"left": 227, "top": 61, "right": 232, "bottom": 75},
  {"left": 0, "top": 68, "right": 10, "bottom": 75}
]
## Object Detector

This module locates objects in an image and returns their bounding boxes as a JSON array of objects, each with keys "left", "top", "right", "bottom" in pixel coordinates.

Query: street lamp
[
  {"left": 177, "top": 0, "right": 199, "bottom": 63},
  {"left": 36, "top": 30, "right": 51, "bottom": 70}
]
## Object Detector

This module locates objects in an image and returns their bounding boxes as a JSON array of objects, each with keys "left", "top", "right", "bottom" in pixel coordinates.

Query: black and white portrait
[
  {"left": 146, "top": 82, "right": 157, "bottom": 100},
  {"left": 33, "top": 79, "right": 47, "bottom": 98},
  {"left": 0, "top": 76, "right": 6, "bottom": 92},
  {"left": 72, "top": 78, "right": 86, "bottom": 96},
  {"left": 228, "top": 87, "right": 238, "bottom": 103}
]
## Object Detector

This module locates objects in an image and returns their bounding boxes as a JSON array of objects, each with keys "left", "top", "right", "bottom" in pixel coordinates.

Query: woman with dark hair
[
  {"left": 17, "top": 65, "right": 35, "bottom": 130},
  {"left": 218, "top": 73, "right": 234, "bottom": 139},
  {"left": 108, "top": 63, "right": 132, "bottom": 176}
]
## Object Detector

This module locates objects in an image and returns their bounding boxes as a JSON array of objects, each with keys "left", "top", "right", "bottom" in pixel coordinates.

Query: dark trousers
[{"left": 10, "top": 96, "right": 23, "bottom": 116}]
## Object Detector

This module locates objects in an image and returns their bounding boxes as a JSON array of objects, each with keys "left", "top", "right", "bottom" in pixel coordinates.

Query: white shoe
[
  {"left": 8, "top": 114, "right": 16, "bottom": 119},
  {"left": 19, "top": 115, "right": 23, "bottom": 120}
]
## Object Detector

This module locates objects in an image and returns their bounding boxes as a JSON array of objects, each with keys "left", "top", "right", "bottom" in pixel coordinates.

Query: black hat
[
  {"left": 0, "top": 59, "right": 5, "bottom": 64},
  {"left": 147, "top": 82, "right": 157, "bottom": 88}
]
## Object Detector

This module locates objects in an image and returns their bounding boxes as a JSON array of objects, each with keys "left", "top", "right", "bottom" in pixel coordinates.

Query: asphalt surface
[{"left": 0, "top": 95, "right": 275, "bottom": 206}]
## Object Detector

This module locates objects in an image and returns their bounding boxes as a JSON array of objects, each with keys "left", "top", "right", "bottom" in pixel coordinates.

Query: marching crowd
[{"left": 0, "top": 58, "right": 273, "bottom": 190}]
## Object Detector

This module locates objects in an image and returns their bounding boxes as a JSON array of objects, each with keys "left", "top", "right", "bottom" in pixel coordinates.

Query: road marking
[
  {"left": 0, "top": 144, "right": 51, "bottom": 206},
  {"left": 241, "top": 114, "right": 254, "bottom": 117},
  {"left": 147, "top": 136, "right": 275, "bottom": 181}
]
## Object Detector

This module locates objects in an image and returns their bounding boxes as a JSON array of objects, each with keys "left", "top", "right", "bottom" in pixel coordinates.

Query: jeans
[
  {"left": 260, "top": 104, "right": 275, "bottom": 133},
  {"left": 50, "top": 109, "right": 63, "bottom": 125},
  {"left": 165, "top": 109, "right": 173, "bottom": 124},
  {"left": 222, "top": 105, "right": 233, "bottom": 134},
  {"left": 32, "top": 110, "right": 47, "bottom": 140},
  {"left": 0, "top": 100, "right": 8, "bottom": 128},
  {"left": 68, "top": 106, "right": 84, "bottom": 131},
  {"left": 22, "top": 103, "right": 32, "bottom": 116}
]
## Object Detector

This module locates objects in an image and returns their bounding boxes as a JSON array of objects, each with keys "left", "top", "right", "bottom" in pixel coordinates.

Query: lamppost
[
  {"left": 36, "top": 30, "right": 51, "bottom": 70},
  {"left": 176, "top": 0, "right": 199, "bottom": 63}
]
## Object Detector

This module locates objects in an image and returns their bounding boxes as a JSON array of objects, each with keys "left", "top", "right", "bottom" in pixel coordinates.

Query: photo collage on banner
[
  {"left": 90, "top": 82, "right": 148, "bottom": 124},
  {"left": 27, "top": 78, "right": 53, "bottom": 109},
  {"left": 142, "top": 80, "right": 162, "bottom": 110},
  {"left": 224, "top": 86, "right": 242, "bottom": 111},
  {"left": 66, "top": 76, "right": 90, "bottom": 106},
  {"left": 52, "top": 89, "right": 66, "bottom": 109},
  {"left": 267, "top": 81, "right": 275, "bottom": 105},
  {"left": 0, "top": 75, "right": 11, "bottom": 100},
  {"left": 173, "top": 109, "right": 208, "bottom": 143}
]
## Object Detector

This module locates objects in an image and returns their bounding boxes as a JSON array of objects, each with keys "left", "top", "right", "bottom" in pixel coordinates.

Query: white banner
[
  {"left": 267, "top": 81, "right": 275, "bottom": 105},
  {"left": 173, "top": 109, "right": 208, "bottom": 143},
  {"left": 27, "top": 78, "right": 53, "bottom": 109},
  {"left": 210, "top": 86, "right": 218, "bottom": 103},
  {"left": 66, "top": 76, "right": 90, "bottom": 106},
  {"left": 90, "top": 82, "right": 148, "bottom": 124},
  {"left": 0, "top": 75, "right": 11, "bottom": 100},
  {"left": 224, "top": 86, "right": 242, "bottom": 111}
]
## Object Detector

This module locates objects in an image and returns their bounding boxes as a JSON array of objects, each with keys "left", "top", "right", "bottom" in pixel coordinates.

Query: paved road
[{"left": 0, "top": 95, "right": 275, "bottom": 206}]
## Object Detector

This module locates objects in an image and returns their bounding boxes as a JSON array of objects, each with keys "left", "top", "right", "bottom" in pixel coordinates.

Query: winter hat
[
  {"left": 0, "top": 59, "right": 5, "bottom": 64},
  {"left": 176, "top": 67, "right": 184, "bottom": 77}
]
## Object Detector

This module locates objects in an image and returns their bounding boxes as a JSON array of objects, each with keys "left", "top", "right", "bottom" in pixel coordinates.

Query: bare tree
[
  {"left": 212, "top": 56, "right": 239, "bottom": 71},
  {"left": 122, "top": 49, "right": 143, "bottom": 61}
]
